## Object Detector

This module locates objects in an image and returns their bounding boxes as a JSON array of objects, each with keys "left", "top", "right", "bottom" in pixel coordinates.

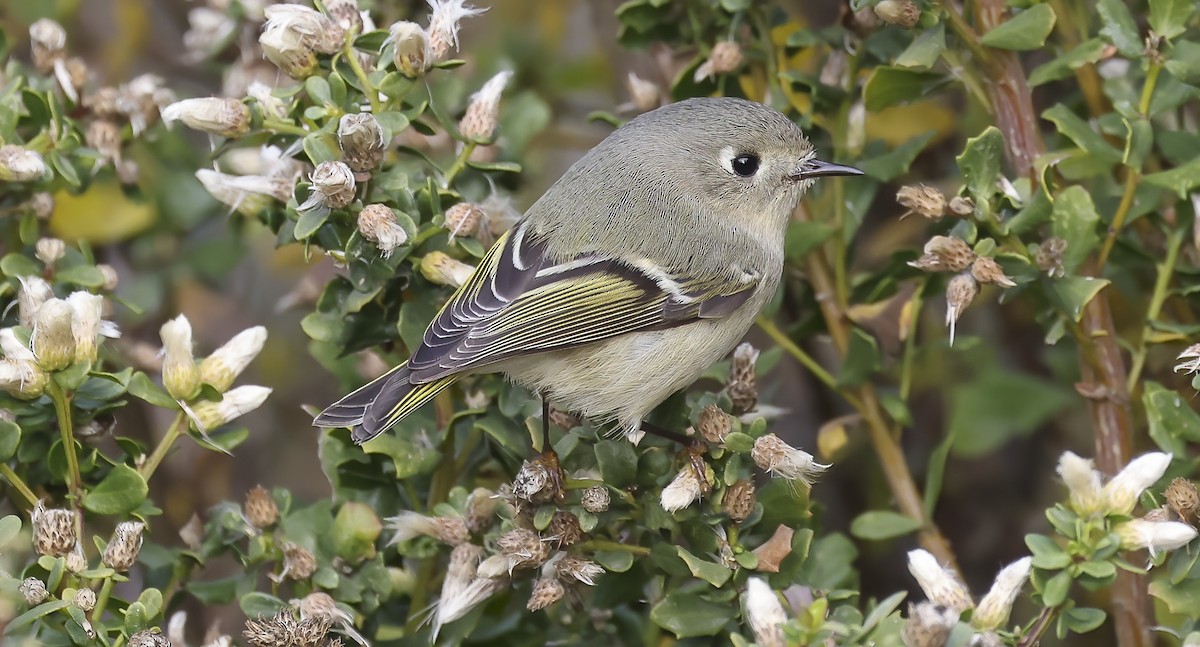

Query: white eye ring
[{"left": 718, "top": 146, "right": 737, "bottom": 175}]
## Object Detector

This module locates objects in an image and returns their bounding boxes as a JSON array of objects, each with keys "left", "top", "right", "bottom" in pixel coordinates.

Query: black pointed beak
[{"left": 789, "top": 158, "right": 865, "bottom": 180}]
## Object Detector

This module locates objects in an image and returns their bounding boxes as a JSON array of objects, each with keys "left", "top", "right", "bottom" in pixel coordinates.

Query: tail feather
[{"left": 313, "top": 361, "right": 460, "bottom": 445}]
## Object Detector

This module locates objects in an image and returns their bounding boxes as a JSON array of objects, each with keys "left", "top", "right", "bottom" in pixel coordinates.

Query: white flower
[
  {"left": 1, "top": 328, "right": 35, "bottom": 362},
  {"left": 65, "top": 291, "right": 116, "bottom": 364},
  {"left": 0, "top": 145, "right": 48, "bottom": 182},
  {"left": 660, "top": 465, "right": 705, "bottom": 513},
  {"left": 419, "top": 252, "right": 475, "bottom": 288},
  {"left": 972, "top": 556, "right": 1031, "bottom": 630},
  {"left": 191, "top": 385, "right": 272, "bottom": 429},
  {"left": 246, "top": 82, "right": 289, "bottom": 120},
  {"left": 357, "top": 204, "right": 409, "bottom": 257},
  {"left": 458, "top": 70, "right": 512, "bottom": 143},
  {"left": 299, "top": 161, "right": 356, "bottom": 212},
  {"left": 743, "top": 577, "right": 787, "bottom": 647},
  {"left": 17, "top": 276, "right": 53, "bottom": 327},
  {"left": 35, "top": 238, "right": 65, "bottom": 266},
  {"left": 199, "top": 326, "right": 267, "bottom": 392},
  {"left": 385, "top": 21, "right": 430, "bottom": 77},
  {"left": 160, "top": 314, "right": 199, "bottom": 401},
  {"left": 1116, "top": 519, "right": 1198, "bottom": 557},
  {"left": 907, "top": 549, "right": 974, "bottom": 612},
  {"left": 425, "top": 0, "right": 487, "bottom": 61},
  {"left": 0, "top": 359, "right": 47, "bottom": 399},
  {"left": 1057, "top": 451, "right": 1104, "bottom": 516},
  {"left": 1103, "top": 452, "right": 1172, "bottom": 515},
  {"left": 32, "top": 298, "right": 76, "bottom": 371},
  {"left": 1175, "top": 343, "right": 1200, "bottom": 375},
  {"left": 196, "top": 169, "right": 292, "bottom": 216},
  {"left": 262, "top": 3, "right": 341, "bottom": 54},
  {"left": 750, "top": 433, "right": 829, "bottom": 486},
  {"left": 161, "top": 98, "right": 250, "bottom": 138}
]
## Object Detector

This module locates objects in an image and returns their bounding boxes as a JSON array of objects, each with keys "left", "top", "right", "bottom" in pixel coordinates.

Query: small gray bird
[{"left": 315, "top": 97, "right": 861, "bottom": 445}]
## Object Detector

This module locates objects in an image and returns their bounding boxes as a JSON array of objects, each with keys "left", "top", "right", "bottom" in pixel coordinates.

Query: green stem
[
  {"left": 1097, "top": 63, "right": 1161, "bottom": 268},
  {"left": 343, "top": 30, "right": 382, "bottom": 115},
  {"left": 91, "top": 577, "right": 114, "bottom": 622},
  {"left": 1126, "top": 228, "right": 1184, "bottom": 392},
  {"left": 138, "top": 413, "right": 187, "bottom": 481},
  {"left": 576, "top": 539, "right": 650, "bottom": 556},
  {"left": 442, "top": 142, "right": 478, "bottom": 187},
  {"left": 0, "top": 462, "right": 38, "bottom": 507},
  {"left": 47, "top": 382, "right": 82, "bottom": 505},
  {"left": 897, "top": 283, "right": 926, "bottom": 403},
  {"left": 756, "top": 318, "right": 862, "bottom": 408},
  {"left": 262, "top": 119, "right": 309, "bottom": 137},
  {"left": 940, "top": 1, "right": 991, "bottom": 63},
  {"left": 1016, "top": 606, "right": 1060, "bottom": 647}
]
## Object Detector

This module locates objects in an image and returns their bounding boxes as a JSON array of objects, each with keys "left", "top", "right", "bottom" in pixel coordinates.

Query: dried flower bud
[
  {"left": 723, "top": 480, "right": 757, "bottom": 522},
  {"left": 1144, "top": 506, "right": 1172, "bottom": 522},
  {"left": 1166, "top": 478, "right": 1200, "bottom": 524},
  {"left": 65, "top": 548, "right": 88, "bottom": 573},
  {"left": 293, "top": 615, "right": 333, "bottom": 646},
  {"left": 625, "top": 72, "right": 659, "bottom": 112},
  {"left": 386, "top": 511, "right": 470, "bottom": 546},
  {"left": 86, "top": 87, "right": 122, "bottom": 119},
  {"left": 744, "top": 577, "right": 787, "bottom": 647},
  {"left": 459, "top": 70, "right": 513, "bottom": 143},
  {"left": 244, "top": 485, "right": 279, "bottom": 529},
  {"left": 338, "top": 113, "right": 387, "bottom": 172},
  {"left": 1057, "top": 451, "right": 1104, "bottom": 516},
  {"left": 281, "top": 542, "right": 318, "bottom": 580},
  {"left": 971, "top": 256, "right": 1016, "bottom": 288},
  {"left": 160, "top": 314, "right": 199, "bottom": 400},
  {"left": 196, "top": 169, "right": 292, "bottom": 216},
  {"left": 33, "top": 298, "right": 77, "bottom": 371},
  {"left": 875, "top": 0, "right": 921, "bottom": 27},
  {"left": 305, "top": 161, "right": 357, "bottom": 209},
  {"left": 0, "top": 357, "right": 48, "bottom": 399},
  {"left": 948, "top": 195, "right": 975, "bottom": 217},
  {"left": 20, "top": 578, "right": 48, "bottom": 605},
  {"left": 496, "top": 528, "right": 549, "bottom": 571},
  {"left": 161, "top": 98, "right": 250, "bottom": 138},
  {"left": 661, "top": 463, "right": 711, "bottom": 512},
  {"left": 972, "top": 557, "right": 1031, "bottom": 630},
  {"left": 896, "top": 185, "right": 946, "bottom": 219},
  {"left": 116, "top": 74, "right": 174, "bottom": 135},
  {"left": 191, "top": 385, "right": 272, "bottom": 429},
  {"left": 73, "top": 587, "right": 97, "bottom": 612},
  {"left": 32, "top": 502, "right": 76, "bottom": 557},
  {"left": 1103, "top": 452, "right": 1172, "bottom": 515},
  {"left": 726, "top": 342, "right": 759, "bottom": 414},
  {"left": 0, "top": 329, "right": 35, "bottom": 363},
  {"left": 420, "top": 251, "right": 475, "bottom": 288},
  {"left": 325, "top": 0, "right": 362, "bottom": 32},
  {"left": 0, "top": 145, "right": 48, "bottom": 182},
  {"left": 527, "top": 576, "right": 565, "bottom": 611},
  {"left": 1036, "top": 237, "right": 1068, "bottom": 278},
  {"left": 259, "top": 17, "right": 319, "bottom": 79},
  {"left": 464, "top": 487, "right": 498, "bottom": 533},
  {"left": 434, "top": 574, "right": 503, "bottom": 641},
  {"left": 85, "top": 119, "right": 123, "bottom": 164},
  {"left": 387, "top": 21, "right": 430, "bottom": 77},
  {"left": 547, "top": 511, "right": 584, "bottom": 547},
  {"left": 903, "top": 602, "right": 958, "bottom": 647},
  {"left": 1176, "top": 343, "right": 1200, "bottom": 376},
  {"left": 445, "top": 202, "right": 485, "bottom": 237},
  {"left": 28, "top": 192, "right": 55, "bottom": 219},
  {"left": 36, "top": 238, "right": 66, "bottom": 266},
  {"left": 184, "top": 7, "right": 237, "bottom": 62},
  {"left": 557, "top": 555, "right": 604, "bottom": 586},
  {"left": 426, "top": 0, "right": 487, "bottom": 61},
  {"left": 200, "top": 326, "right": 268, "bottom": 392},
  {"left": 581, "top": 485, "right": 610, "bottom": 514},
  {"left": 30, "top": 18, "right": 66, "bottom": 71},
  {"left": 357, "top": 204, "right": 410, "bottom": 257},
  {"left": 751, "top": 433, "right": 829, "bottom": 486},
  {"left": 66, "top": 291, "right": 114, "bottom": 364},
  {"left": 129, "top": 629, "right": 172, "bottom": 647},
  {"left": 1116, "top": 519, "right": 1198, "bottom": 557},
  {"left": 907, "top": 549, "right": 974, "bottom": 612},
  {"left": 243, "top": 610, "right": 299, "bottom": 647},
  {"left": 909, "top": 236, "right": 975, "bottom": 273},
  {"left": 944, "top": 273, "right": 978, "bottom": 346},
  {"left": 694, "top": 40, "right": 744, "bottom": 82},
  {"left": 697, "top": 404, "right": 732, "bottom": 444},
  {"left": 246, "top": 82, "right": 288, "bottom": 121},
  {"left": 102, "top": 521, "right": 145, "bottom": 572},
  {"left": 262, "top": 4, "right": 343, "bottom": 57}
]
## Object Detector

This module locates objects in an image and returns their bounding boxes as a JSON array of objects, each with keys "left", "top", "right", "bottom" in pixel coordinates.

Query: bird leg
[
  {"left": 538, "top": 396, "right": 564, "bottom": 501},
  {"left": 640, "top": 420, "right": 711, "bottom": 496}
]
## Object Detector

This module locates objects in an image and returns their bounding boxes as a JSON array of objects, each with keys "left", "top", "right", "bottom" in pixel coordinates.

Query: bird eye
[{"left": 731, "top": 154, "right": 759, "bottom": 177}]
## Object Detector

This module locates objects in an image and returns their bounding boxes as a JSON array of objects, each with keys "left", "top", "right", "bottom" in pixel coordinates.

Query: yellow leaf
[{"left": 51, "top": 183, "right": 154, "bottom": 244}]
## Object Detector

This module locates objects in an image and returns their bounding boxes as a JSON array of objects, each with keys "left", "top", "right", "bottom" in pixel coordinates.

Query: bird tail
[{"left": 313, "top": 361, "right": 459, "bottom": 445}]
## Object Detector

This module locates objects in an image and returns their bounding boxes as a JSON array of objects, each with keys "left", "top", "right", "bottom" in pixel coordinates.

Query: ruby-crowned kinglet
[{"left": 315, "top": 97, "right": 862, "bottom": 443}]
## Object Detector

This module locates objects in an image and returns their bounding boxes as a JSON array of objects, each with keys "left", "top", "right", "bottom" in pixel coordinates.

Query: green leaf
[
  {"left": 361, "top": 434, "right": 441, "bottom": 478},
  {"left": 1144, "top": 157, "right": 1200, "bottom": 199},
  {"left": 980, "top": 4, "right": 1056, "bottom": 50},
  {"left": 1143, "top": 381, "right": 1200, "bottom": 455},
  {"left": 675, "top": 546, "right": 732, "bottom": 587},
  {"left": 302, "top": 133, "right": 339, "bottom": 165},
  {"left": 948, "top": 368, "right": 1073, "bottom": 457},
  {"left": 650, "top": 590, "right": 735, "bottom": 638},
  {"left": 857, "top": 131, "right": 935, "bottom": 182},
  {"left": 136, "top": 588, "right": 164, "bottom": 621},
  {"left": 1050, "top": 185, "right": 1101, "bottom": 273},
  {"left": 0, "top": 514, "right": 20, "bottom": 547},
  {"left": 240, "top": 591, "right": 288, "bottom": 618},
  {"left": 784, "top": 221, "right": 837, "bottom": 262},
  {"left": 1149, "top": 577, "right": 1200, "bottom": 615},
  {"left": 294, "top": 207, "right": 331, "bottom": 240},
  {"left": 1041, "top": 569, "right": 1073, "bottom": 607},
  {"left": 837, "top": 328, "right": 880, "bottom": 387},
  {"left": 466, "top": 160, "right": 523, "bottom": 174},
  {"left": 895, "top": 25, "right": 945, "bottom": 69},
  {"left": 83, "top": 465, "right": 149, "bottom": 515},
  {"left": 1063, "top": 607, "right": 1107, "bottom": 634},
  {"left": 1042, "top": 105, "right": 1123, "bottom": 165},
  {"left": 127, "top": 372, "right": 178, "bottom": 409},
  {"left": 593, "top": 549, "right": 635, "bottom": 572},
  {"left": 956, "top": 127, "right": 1004, "bottom": 202},
  {"left": 1149, "top": 0, "right": 1195, "bottom": 40},
  {"left": 55, "top": 264, "right": 106, "bottom": 288},
  {"left": 1031, "top": 39, "right": 1107, "bottom": 86},
  {"left": 304, "top": 76, "right": 332, "bottom": 105},
  {"left": 0, "top": 419, "right": 20, "bottom": 460},
  {"left": 1026, "top": 533, "right": 1071, "bottom": 569},
  {"left": 595, "top": 439, "right": 638, "bottom": 486},
  {"left": 331, "top": 502, "right": 382, "bottom": 563},
  {"left": 50, "top": 151, "right": 80, "bottom": 187},
  {"left": 8, "top": 600, "right": 72, "bottom": 631},
  {"left": 850, "top": 510, "right": 922, "bottom": 540},
  {"left": 922, "top": 419, "right": 961, "bottom": 517},
  {"left": 863, "top": 67, "right": 949, "bottom": 111},
  {"left": 1048, "top": 277, "right": 1110, "bottom": 322},
  {"left": 1165, "top": 41, "right": 1200, "bottom": 83},
  {"left": 0, "top": 252, "right": 41, "bottom": 278},
  {"left": 1097, "top": 0, "right": 1142, "bottom": 56}
]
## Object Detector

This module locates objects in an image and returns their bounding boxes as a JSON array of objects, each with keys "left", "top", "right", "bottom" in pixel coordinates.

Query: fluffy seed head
[
  {"left": 243, "top": 610, "right": 297, "bottom": 647},
  {"left": 20, "top": 578, "right": 48, "bottom": 605},
  {"left": 196, "top": 169, "right": 293, "bottom": 216},
  {"left": 32, "top": 298, "right": 76, "bottom": 371},
  {"left": 306, "top": 161, "right": 357, "bottom": 208},
  {"left": 1116, "top": 519, "right": 1198, "bottom": 557},
  {"left": 66, "top": 291, "right": 111, "bottom": 364},
  {"left": 325, "top": 0, "right": 363, "bottom": 32},
  {"left": 102, "top": 521, "right": 145, "bottom": 572},
  {"left": 357, "top": 204, "right": 410, "bottom": 257},
  {"left": 30, "top": 18, "right": 66, "bottom": 71},
  {"left": 723, "top": 480, "right": 757, "bottom": 522},
  {"left": 496, "top": 528, "right": 549, "bottom": 571},
  {"left": 445, "top": 202, "right": 485, "bottom": 237},
  {"left": 972, "top": 556, "right": 1031, "bottom": 630},
  {"left": 1166, "top": 478, "right": 1200, "bottom": 524},
  {"left": 338, "top": 113, "right": 387, "bottom": 172},
  {"left": 17, "top": 276, "right": 53, "bottom": 327},
  {"left": 1175, "top": 344, "right": 1200, "bottom": 376},
  {"left": 971, "top": 257, "right": 1017, "bottom": 288},
  {"left": 191, "top": 385, "right": 272, "bottom": 429},
  {"left": 73, "top": 587, "right": 97, "bottom": 612},
  {"left": 433, "top": 576, "right": 503, "bottom": 641},
  {"left": 527, "top": 576, "right": 565, "bottom": 611},
  {"left": 948, "top": 195, "right": 975, "bottom": 217},
  {"left": 87, "top": 118, "right": 123, "bottom": 163},
  {"left": 1036, "top": 238, "right": 1067, "bottom": 278},
  {"left": 909, "top": 236, "right": 975, "bottom": 273},
  {"left": 0, "top": 145, "right": 49, "bottom": 182},
  {"left": 282, "top": 542, "right": 318, "bottom": 580},
  {"left": 161, "top": 98, "right": 250, "bottom": 138},
  {"left": 464, "top": 487, "right": 498, "bottom": 534},
  {"left": 547, "top": 510, "right": 584, "bottom": 547},
  {"left": 259, "top": 18, "right": 319, "bottom": 79},
  {"left": 244, "top": 485, "right": 280, "bottom": 529},
  {"left": 907, "top": 549, "right": 974, "bottom": 612},
  {"left": 458, "top": 70, "right": 513, "bottom": 143},
  {"left": 902, "top": 602, "right": 959, "bottom": 647},
  {"left": 581, "top": 485, "right": 611, "bottom": 514},
  {"left": 32, "top": 502, "right": 76, "bottom": 557},
  {"left": 875, "top": 0, "right": 921, "bottom": 27},
  {"left": 0, "top": 359, "right": 48, "bottom": 399},
  {"left": 420, "top": 251, "right": 475, "bottom": 289},
  {"left": 896, "top": 185, "right": 946, "bottom": 219},
  {"left": 387, "top": 21, "right": 430, "bottom": 77},
  {"left": 751, "top": 433, "right": 830, "bottom": 486},
  {"left": 744, "top": 577, "right": 787, "bottom": 647},
  {"left": 698, "top": 404, "right": 732, "bottom": 444},
  {"left": 661, "top": 464, "right": 708, "bottom": 512},
  {"left": 385, "top": 511, "right": 469, "bottom": 545},
  {"left": 160, "top": 314, "right": 199, "bottom": 400},
  {"left": 262, "top": 3, "right": 343, "bottom": 56},
  {"left": 694, "top": 40, "right": 744, "bottom": 82},
  {"left": 1104, "top": 452, "right": 1172, "bottom": 515},
  {"left": 944, "top": 273, "right": 978, "bottom": 346},
  {"left": 557, "top": 555, "right": 604, "bottom": 586},
  {"left": 200, "top": 326, "right": 267, "bottom": 392},
  {"left": 426, "top": 0, "right": 487, "bottom": 61},
  {"left": 727, "top": 342, "right": 760, "bottom": 413},
  {"left": 1057, "top": 451, "right": 1104, "bottom": 516}
]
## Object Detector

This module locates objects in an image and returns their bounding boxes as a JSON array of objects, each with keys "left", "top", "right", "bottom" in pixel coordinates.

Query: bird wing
[{"left": 407, "top": 222, "right": 761, "bottom": 383}]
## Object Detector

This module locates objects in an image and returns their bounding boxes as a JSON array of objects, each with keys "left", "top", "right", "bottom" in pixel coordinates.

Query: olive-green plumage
[{"left": 314, "top": 97, "right": 862, "bottom": 443}]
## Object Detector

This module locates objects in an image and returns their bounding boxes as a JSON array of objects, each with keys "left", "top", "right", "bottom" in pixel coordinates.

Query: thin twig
[
  {"left": 0, "top": 462, "right": 38, "bottom": 507},
  {"left": 138, "top": 412, "right": 187, "bottom": 481}
]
